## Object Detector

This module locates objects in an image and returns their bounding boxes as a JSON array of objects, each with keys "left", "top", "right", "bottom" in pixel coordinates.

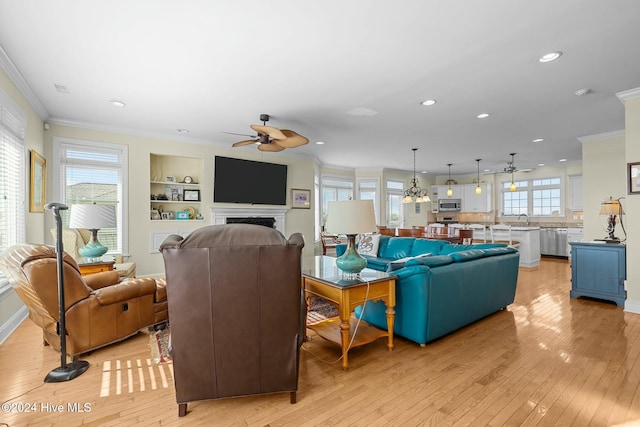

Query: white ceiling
[{"left": 1, "top": 0, "right": 640, "bottom": 176}]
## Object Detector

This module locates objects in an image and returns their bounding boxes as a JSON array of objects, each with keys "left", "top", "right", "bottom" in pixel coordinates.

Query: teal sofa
[{"left": 336, "top": 236, "right": 520, "bottom": 345}]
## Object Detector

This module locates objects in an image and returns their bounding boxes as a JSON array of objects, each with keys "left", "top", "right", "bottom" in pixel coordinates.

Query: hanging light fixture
[
  {"left": 446, "top": 163, "right": 453, "bottom": 197},
  {"left": 504, "top": 153, "right": 517, "bottom": 192},
  {"left": 402, "top": 148, "right": 430, "bottom": 203},
  {"left": 475, "top": 159, "right": 482, "bottom": 195}
]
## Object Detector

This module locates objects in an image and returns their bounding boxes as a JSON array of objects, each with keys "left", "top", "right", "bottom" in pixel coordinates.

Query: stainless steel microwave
[{"left": 438, "top": 199, "right": 462, "bottom": 212}]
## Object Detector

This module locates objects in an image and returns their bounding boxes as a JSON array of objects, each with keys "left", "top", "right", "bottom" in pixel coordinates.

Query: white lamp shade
[
  {"left": 69, "top": 204, "right": 117, "bottom": 229},
  {"left": 325, "top": 200, "right": 377, "bottom": 235}
]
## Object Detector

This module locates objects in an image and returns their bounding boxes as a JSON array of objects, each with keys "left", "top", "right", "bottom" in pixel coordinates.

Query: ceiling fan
[
  {"left": 503, "top": 153, "right": 533, "bottom": 173},
  {"left": 229, "top": 114, "right": 309, "bottom": 152}
]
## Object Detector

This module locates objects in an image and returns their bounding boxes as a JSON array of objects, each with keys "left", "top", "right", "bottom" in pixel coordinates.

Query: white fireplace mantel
[{"left": 210, "top": 207, "right": 288, "bottom": 233}]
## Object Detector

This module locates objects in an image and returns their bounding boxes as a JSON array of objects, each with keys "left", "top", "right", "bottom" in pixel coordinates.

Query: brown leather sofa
[
  {"left": 0, "top": 244, "right": 168, "bottom": 357},
  {"left": 160, "top": 224, "right": 305, "bottom": 417}
]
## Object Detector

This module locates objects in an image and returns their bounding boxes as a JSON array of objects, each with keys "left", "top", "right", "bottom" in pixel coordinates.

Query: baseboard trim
[
  {"left": 0, "top": 305, "right": 28, "bottom": 345},
  {"left": 624, "top": 299, "right": 640, "bottom": 315}
]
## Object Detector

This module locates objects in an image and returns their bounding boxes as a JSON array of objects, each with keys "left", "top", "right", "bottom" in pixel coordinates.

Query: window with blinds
[
  {"left": 54, "top": 138, "right": 128, "bottom": 255},
  {"left": 0, "top": 90, "right": 26, "bottom": 294}
]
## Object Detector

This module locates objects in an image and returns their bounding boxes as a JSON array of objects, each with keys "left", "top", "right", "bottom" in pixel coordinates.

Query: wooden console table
[{"left": 302, "top": 256, "right": 396, "bottom": 370}]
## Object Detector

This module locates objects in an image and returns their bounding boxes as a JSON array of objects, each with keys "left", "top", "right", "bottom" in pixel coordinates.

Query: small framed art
[
  {"left": 176, "top": 211, "right": 190, "bottom": 220},
  {"left": 184, "top": 189, "right": 201, "bottom": 201},
  {"left": 29, "top": 150, "right": 46, "bottom": 212},
  {"left": 291, "top": 188, "right": 310, "bottom": 209},
  {"left": 628, "top": 162, "right": 640, "bottom": 194}
]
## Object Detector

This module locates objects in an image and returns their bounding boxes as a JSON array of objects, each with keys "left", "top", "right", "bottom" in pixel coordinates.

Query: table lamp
[
  {"left": 69, "top": 204, "right": 116, "bottom": 259},
  {"left": 599, "top": 197, "right": 624, "bottom": 242},
  {"left": 325, "top": 200, "right": 377, "bottom": 276}
]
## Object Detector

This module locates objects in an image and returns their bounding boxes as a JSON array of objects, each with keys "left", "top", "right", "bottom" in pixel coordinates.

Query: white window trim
[
  {"left": 499, "top": 175, "right": 565, "bottom": 217},
  {"left": 357, "top": 176, "right": 381, "bottom": 224},
  {"left": 52, "top": 137, "right": 129, "bottom": 255}
]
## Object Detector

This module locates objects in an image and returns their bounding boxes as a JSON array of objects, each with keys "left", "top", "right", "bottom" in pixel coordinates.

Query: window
[
  {"left": 0, "top": 90, "right": 26, "bottom": 294},
  {"left": 501, "top": 177, "right": 562, "bottom": 216},
  {"left": 54, "top": 138, "right": 128, "bottom": 255},
  {"left": 321, "top": 176, "right": 354, "bottom": 226},
  {"left": 357, "top": 178, "right": 380, "bottom": 223},
  {"left": 386, "top": 180, "right": 404, "bottom": 227}
]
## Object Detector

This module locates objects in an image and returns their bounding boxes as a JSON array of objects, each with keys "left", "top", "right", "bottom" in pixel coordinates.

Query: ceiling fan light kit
[
  {"left": 231, "top": 114, "right": 309, "bottom": 152},
  {"left": 505, "top": 153, "right": 518, "bottom": 192}
]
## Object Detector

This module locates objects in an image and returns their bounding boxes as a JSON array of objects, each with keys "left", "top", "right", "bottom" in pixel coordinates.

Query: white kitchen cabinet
[
  {"left": 433, "top": 185, "right": 462, "bottom": 199},
  {"left": 510, "top": 228, "right": 541, "bottom": 268},
  {"left": 569, "top": 175, "right": 583, "bottom": 211},
  {"left": 461, "top": 184, "right": 492, "bottom": 212}
]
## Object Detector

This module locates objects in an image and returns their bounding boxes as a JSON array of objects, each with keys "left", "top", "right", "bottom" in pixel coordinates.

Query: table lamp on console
[
  {"left": 69, "top": 203, "right": 117, "bottom": 260},
  {"left": 598, "top": 196, "right": 624, "bottom": 243},
  {"left": 325, "top": 199, "right": 377, "bottom": 276}
]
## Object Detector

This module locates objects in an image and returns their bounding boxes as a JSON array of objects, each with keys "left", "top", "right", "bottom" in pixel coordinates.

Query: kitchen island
[{"left": 472, "top": 226, "right": 541, "bottom": 268}]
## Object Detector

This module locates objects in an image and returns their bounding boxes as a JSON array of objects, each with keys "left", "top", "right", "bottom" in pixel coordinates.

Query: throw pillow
[{"left": 357, "top": 233, "right": 380, "bottom": 256}]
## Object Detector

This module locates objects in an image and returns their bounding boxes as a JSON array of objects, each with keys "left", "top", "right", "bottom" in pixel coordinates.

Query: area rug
[
  {"left": 149, "top": 326, "right": 172, "bottom": 364},
  {"left": 307, "top": 296, "right": 338, "bottom": 325}
]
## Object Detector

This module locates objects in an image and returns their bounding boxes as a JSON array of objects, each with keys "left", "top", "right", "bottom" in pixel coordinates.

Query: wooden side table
[
  {"left": 302, "top": 256, "right": 396, "bottom": 370},
  {"left": 77, "top": 260, "right": 115, "bottom": 276}
]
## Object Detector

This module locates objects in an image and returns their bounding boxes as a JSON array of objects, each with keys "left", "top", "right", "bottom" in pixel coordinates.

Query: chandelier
[{"left": 402, "top": 148, "right": 430, "bottom": 203}]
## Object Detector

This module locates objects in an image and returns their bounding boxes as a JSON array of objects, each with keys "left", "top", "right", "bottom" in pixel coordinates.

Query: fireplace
[
  {"left": 210, "top": 208, "right": 287, "bottom": 233},
  {"left": 226, "top": 217, "right": 276, "bottom": 228}
]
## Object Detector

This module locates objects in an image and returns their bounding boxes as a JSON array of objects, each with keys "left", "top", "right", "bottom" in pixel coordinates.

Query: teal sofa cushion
[
  {"left": 386, "top": 253, "right": 433, "bottom": 272},
  {"left": 482, "top": 246, "right": 517, "bottom": 257},
  {"left": 409, "top": 239, "right": 448, "bottom": 257},
  {"left": 449, "top": 249, "right": 486, "bottom": 262},
  {"left": 405, "top": 255, "right": 453, "bottom": 268},
  {"left": 379, "top": 237, "right": 414, "bottom": 259}
]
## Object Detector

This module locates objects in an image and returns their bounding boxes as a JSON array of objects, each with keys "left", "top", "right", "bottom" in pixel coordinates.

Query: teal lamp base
[
  {"left": 77, "top": 229, "right": 108, "bottom": 260},
  {"left": 335, "top": 234, "right": 367, "bottom": 276}
]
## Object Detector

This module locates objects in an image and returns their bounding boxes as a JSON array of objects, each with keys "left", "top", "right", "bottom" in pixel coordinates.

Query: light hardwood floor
[{"left": 1, "top": 258, "right": 640, "bottom": 426}]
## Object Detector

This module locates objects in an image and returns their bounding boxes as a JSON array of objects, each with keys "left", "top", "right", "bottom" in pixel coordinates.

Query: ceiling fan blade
[
  {"left": 223, "top": 131, "right": 257, "bottom": 137},
  {"left": 232, "top": 139, "right": 258, "bottom": 147},
  {"left": 250, "top": 124, "right": 286, "bottom": 140},
  {"left": 276, "top": 129, "right": 310, "bottom": 148},
  {"left": 257, "top": 141, "right": 285, "bottom": 152}
]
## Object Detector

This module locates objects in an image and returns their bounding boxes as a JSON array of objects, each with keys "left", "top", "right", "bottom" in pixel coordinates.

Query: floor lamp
[{"left": 44, "top": 202, "right": 90, "bottom": 383}]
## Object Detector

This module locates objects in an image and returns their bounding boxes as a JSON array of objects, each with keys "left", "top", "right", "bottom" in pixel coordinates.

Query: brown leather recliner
[
  {"left": 160, "top": 224, "right": 305, "bottom": 417},
  {"left": 0, "top": 244, "right": 168, "bottom": 357}
]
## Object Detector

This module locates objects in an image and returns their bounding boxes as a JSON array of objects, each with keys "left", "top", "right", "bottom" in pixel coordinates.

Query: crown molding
[
  {"left": 616, "top": 87, "right": 640, "bottom": 102},
  {"left": 577, "top": 129, "right": 625, "bottom": 143},
  {"left": 0, "top": 45, "right": 49, "bottom": 120}
]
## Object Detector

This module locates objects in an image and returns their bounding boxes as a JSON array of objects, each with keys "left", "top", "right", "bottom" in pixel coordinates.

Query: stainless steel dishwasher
[{"left": 540, "top": 227, "right": 568, "bottom": 256}]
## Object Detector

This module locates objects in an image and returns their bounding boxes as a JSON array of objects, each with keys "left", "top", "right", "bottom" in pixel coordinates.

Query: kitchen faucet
[{"left": 518, "top": 213, "right": 529, "bottom": 226}]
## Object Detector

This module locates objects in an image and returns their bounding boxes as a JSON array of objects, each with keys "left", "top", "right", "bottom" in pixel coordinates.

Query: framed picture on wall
[
  {"left": 628, "top": 162, "right": 640, "bottom": 194},
  {"left": 29, "top": 150, "right": 46, "bottom": 212},
  {"left": 291, "top": 188, "right": 310, "bottom": 209}
]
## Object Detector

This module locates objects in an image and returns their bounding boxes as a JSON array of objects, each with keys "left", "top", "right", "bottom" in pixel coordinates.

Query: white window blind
[
  {"left": 0, "top": 90, "right": 26, "bottom": 294},
  {"left": 55, "top": 138, "right": 127, "bottom": 255}
]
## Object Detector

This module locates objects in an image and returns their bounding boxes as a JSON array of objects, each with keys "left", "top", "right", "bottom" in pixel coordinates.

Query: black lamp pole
[{"left": 44, "top": 202, "right": 90, "bottom": 383}]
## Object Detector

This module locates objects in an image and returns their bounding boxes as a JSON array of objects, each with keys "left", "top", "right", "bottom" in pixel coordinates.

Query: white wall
[{"left": 621, "top": 89, "right": 640, "bottom": 311}]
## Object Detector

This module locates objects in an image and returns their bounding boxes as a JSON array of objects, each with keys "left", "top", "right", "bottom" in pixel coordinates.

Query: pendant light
[
  {"left": 475, "top": 159, "right": 482, "bottom": 195},
  {"left": 402, "top": 148, "right": 430, "bottom": 203},
  {"left": 506, "top": 153, "right": 517, "bottom": 192},
  {"left": 446, "top": 163, "right": 453, "bottom": 197}
]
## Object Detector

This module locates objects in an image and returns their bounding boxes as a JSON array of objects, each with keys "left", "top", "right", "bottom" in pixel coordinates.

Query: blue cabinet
[{"left": 570, "top": 242, "right": 626, "bottom": 306}]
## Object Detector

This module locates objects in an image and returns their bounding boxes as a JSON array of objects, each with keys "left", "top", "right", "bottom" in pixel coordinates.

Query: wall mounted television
[{"left": 214, "top": 156, "right": 288, "bottom": 205}]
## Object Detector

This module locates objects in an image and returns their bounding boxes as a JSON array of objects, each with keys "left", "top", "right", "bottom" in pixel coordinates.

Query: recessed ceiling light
[
  {"left": 316, "top": 141, "right": 325, "bottom": 145},
  {"left": 421, "top": 170, "right": 427, "bottom": 174},
  {"left": 539, "top": 51, "right": 562, "bottom": 63},
  {"left": 477, "top": 113, "right": 490, "bottom": 119},
  {"left": 532, "top": 138, "right": 544, "bottom": 143},
  {"left": 421, "top": 99, "right": 437, "bottom": 106},
  {"left": 54, "top": 84, "right": 70, "bottom": 94},
  {"left": 177, "top": 129, "right": 189, "bottom": 133},
  {"left": 538, "top": 163, "right": 545, "bottom": 167},
  {"left": 574, "top": 88, "right": 591, "bottom": 96},
  {"left": 483, "top": 169, "right": 491, "bottom": 172},
  {"left": 559, "top": 158, "right": 567, "bottom": 162},
  {"left": 109, "top": 99, "right": 126, "bottom": 107}
]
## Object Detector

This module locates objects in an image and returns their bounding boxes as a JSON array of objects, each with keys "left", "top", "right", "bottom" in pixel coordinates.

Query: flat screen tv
[{"left": 214, "top": 156, "right": 288, "bottom": 205}]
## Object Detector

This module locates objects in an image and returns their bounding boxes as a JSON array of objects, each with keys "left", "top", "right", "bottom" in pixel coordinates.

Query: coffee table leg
[
  {"left": 385, "top": 303, "right": 395, "bottom": 351},
  {"left": 339, "top": 316, "right": 350, "bottom": 370}
]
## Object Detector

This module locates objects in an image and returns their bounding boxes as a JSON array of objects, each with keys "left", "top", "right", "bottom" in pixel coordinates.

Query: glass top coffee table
[{"left": 302, "top": 255, "right": 396, "bottom": 370}]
